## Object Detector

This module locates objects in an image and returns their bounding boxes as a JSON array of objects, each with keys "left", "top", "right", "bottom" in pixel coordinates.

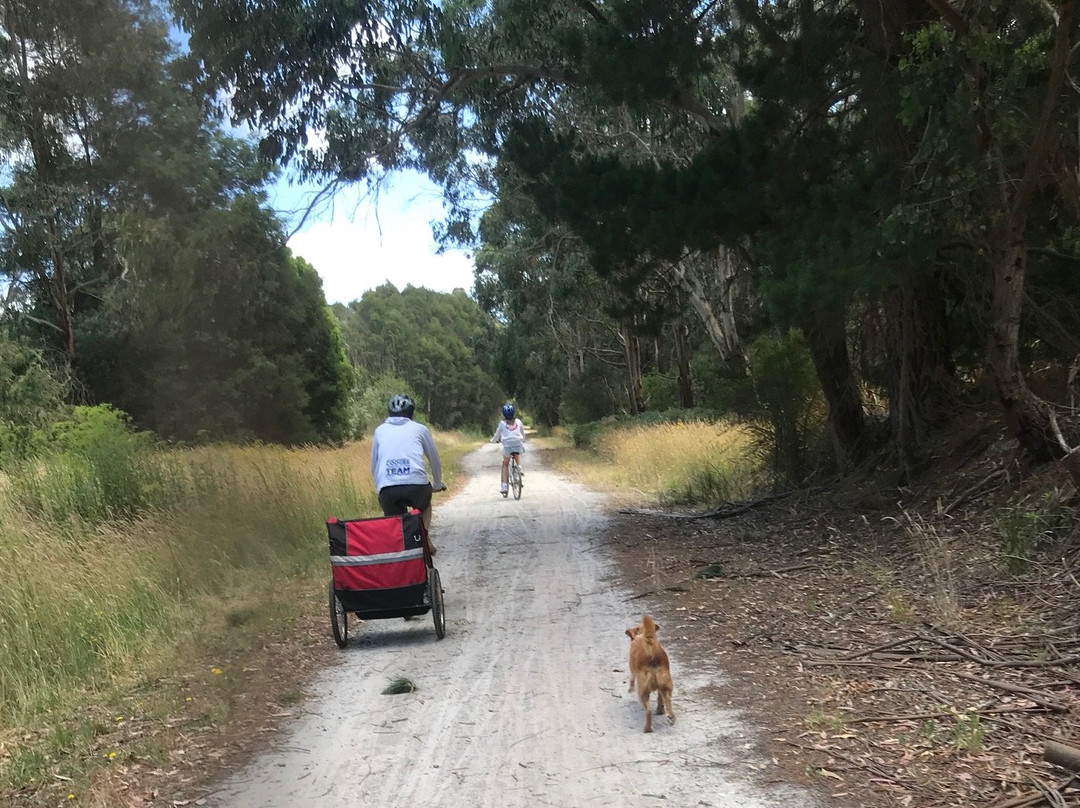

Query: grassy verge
[
  {"left": 537, "top": 417, "right": 767, "bottom": 508},
  {"left": 0, "top": 431, "right": 473, "bottom": 805}
]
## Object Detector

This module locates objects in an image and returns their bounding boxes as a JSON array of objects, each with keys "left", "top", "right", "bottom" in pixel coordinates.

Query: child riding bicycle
[{"left": 490, "top": 403, "right": 525, "bottom": 495}]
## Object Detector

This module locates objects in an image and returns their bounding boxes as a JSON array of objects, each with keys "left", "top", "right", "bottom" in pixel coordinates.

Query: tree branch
[
  {"left": 923, "top": 0, "right": 971, "bottom": 35},
  {"left": 1012, "top": 0, "right": 1078, "bottom": 221}
]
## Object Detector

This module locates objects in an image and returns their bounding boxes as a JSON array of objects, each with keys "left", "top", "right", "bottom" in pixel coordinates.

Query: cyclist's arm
[{"left": 420, "top": 427, "right": 444, "bottom": 489}]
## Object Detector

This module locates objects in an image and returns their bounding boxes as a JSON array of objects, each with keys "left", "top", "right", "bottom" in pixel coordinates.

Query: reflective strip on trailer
[{"left": 330, "top": 549, "right": 425, "bottom": 566}]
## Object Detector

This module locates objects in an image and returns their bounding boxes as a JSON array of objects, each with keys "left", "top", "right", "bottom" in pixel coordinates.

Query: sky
[{"left": 270, "top": 170, "right": 479, "bottom": 306}]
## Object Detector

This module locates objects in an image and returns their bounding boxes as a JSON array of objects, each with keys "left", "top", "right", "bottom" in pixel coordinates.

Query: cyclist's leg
[
  {"left": 500, "top": 451, "right": 510, "bottom": 490},
  {"left": 379, "top": 484, "right": 435, "bottom": 546},
  {"left": 378, "top": 483, "right": 431, "bottom": 520},
  {"left": 377, "top": 486, "right": 408, "bottom": 517}
]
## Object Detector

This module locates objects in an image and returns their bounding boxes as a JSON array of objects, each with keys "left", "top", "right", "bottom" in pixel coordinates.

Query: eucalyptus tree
[
  {"left": 900, "top": 0, "right": 1080, "bottom": 461},
  {"left": 0, "top": 0, "right": 354, "bottom": 443},
  {"left": 0, "top": 0, "right": 173, "bottom": 358},
  {"left": 173, "top": 0, "right": 1080, "bottom": 465}
]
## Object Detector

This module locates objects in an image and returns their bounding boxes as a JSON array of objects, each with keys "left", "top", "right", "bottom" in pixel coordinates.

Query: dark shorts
[{"left": 378, "top": 483, "right": 432, "bottom": 516}]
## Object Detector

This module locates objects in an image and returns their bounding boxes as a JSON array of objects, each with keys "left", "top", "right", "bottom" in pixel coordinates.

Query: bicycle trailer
[{"left": 325, "top": 510, "right": 445, "bottom": 647}]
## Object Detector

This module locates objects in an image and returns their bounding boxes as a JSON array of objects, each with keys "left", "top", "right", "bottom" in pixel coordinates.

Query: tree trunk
[
  {"left": 620, "top": 322, "right": 644, "bottom": 415},
  {"left": 988, "top": 223, "right": 1063, "bottom": 462},
  {"left": 883, "top": 270, "right": 955, "bottom": 470},
  {"left": 801, "top": 307, "right": 867, "bottom": 465},
  {"left": 982, "top": 0, "right": 1078, "bottom": 463},
  {"left": 668, "top": 251, "right": 742, "bottom": 361},
  {"left": 673, "top": 321, "right": 694, "bottom": 408}
]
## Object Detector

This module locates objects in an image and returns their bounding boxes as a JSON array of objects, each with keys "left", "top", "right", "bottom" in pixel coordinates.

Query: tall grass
[
  {"left": 550, "top": 418, "right": 766, "bottom": 507},
  {"left": 0, "top": 430, "right": 474, "bottom": 740}
]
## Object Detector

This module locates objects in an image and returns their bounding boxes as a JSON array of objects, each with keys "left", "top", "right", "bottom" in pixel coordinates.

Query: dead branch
[
  {"left": 726, "top": 564, "right": 818, "bottom": 579},
  {"left": 947, "top": 671, "right": 1069, "bottom": 713},
  {"left": 841, "top": 635, "right": 922, "bottom": 660},
  {"left": 618, "top": 482, "right": 831, "bottom": 520},
  {"left": 1045, "top": 741, "right": 1080, "bottom": 774},
  {"left": 944, "top": 468, "right": 1008, "bottom": 514}
]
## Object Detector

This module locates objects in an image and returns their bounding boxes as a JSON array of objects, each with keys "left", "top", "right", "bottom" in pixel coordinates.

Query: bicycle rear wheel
[{"left": 429, "top": 568, "right": 446, "bottom": 639}]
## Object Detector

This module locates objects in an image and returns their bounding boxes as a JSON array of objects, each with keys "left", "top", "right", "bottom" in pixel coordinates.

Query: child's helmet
[{"left": 501, "top": 403, "right": 516, "bottom": 419}]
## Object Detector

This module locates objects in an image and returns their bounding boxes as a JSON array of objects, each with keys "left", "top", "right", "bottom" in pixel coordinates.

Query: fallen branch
[
  {"left": 944, "top": 468, "right": 1007, "bottom": 514},
  {"left": 1045, "top": 741, "right": 1080, "bottom": 774},
  {"left": 982, "top": 775, "right": 1078, "bottom": 808},
  {"left": 727, "top": 563, "right": 817, "bottom": 579},
  {"left": 841, "top": 635, "right": 923, "bottom": 660},
  {"left": 623, "top": 585, "right": 689, "bottom": 602},
  {"left": 947, "top": 671, "right": 1069, "bottom": 713},
  {"left": 618, "top": 482, "right": 830, "bottom": 520}
]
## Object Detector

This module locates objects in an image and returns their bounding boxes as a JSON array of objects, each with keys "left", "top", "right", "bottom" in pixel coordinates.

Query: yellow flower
[
  {"left": 115, "top": 716, "right": 123, "bottom": 722},
  {"left": 211, "top": 667, "right": 223, "bottom": 675},
  {"left": 67, "top": 794, "right": 75, "bottom": 800},
  {"left": 108, "top": 751, "right": 117, "bottom": 760},
  {"left": 184, "top": 696, "right": 193, "bottom": 702}
]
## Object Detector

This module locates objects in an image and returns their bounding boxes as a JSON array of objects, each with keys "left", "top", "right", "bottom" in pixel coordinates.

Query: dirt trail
[{"left": 206, "top": 446, "right": 820, "bottom": 808}]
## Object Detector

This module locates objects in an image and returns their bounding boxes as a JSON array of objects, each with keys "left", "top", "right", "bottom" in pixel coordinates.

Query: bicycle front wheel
[{"left": 511, "top": 460, "right": 523, "bottom": 500}]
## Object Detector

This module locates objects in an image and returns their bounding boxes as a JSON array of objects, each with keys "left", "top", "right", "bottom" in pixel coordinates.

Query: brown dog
[{"left": 626, "top": 614, "right": 675, "bottom": 732}]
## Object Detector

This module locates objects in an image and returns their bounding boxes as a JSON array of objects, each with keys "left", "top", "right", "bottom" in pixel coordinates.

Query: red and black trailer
[{"left": 325, "top": 510, "right": 446, "bottom": 647}]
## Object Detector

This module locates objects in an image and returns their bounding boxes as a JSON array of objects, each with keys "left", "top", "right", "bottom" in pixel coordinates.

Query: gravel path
[{"left": 206, "top": 445, "right": 821, "bottom": 808}]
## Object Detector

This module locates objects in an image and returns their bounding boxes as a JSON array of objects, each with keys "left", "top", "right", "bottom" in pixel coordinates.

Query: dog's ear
[{"left": 626, "top": 627, "right": 638, "bottom": 639}]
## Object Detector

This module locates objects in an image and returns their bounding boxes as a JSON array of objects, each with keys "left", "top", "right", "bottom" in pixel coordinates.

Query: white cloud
[{"left": 275, "top": 171, "right": 477, "bottom": 305}]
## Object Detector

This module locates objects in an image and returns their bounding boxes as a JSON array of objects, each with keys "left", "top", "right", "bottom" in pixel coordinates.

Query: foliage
[
  {"left": 0, "top": 332, "right": 68, "bottom": 466},
  {"left": 7, "top": 405, "right": 165, "bottom": 525},
  {"left": 641, "top": 372, "right": 678, "bottom": 411},
  {"left": 349, "top": 372, "right": 419, "bottom": 438},
  {"left": 993, "top": 488, "right": 1076, "bottom": 575},
  {"left": 746, "top": 332, "right": 826, "bottom": 483},
  {"left": 335, "top": 284, "right": 502, "bottom": 430},
  {"left": 0, "top": 0, "right": 352, "bottom": 446}
]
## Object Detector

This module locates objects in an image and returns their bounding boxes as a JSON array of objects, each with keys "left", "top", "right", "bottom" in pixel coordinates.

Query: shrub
[
  {"left": 8, "top": 405, "right": 162, "bottom": 525},
  {"left": 994, "top": 488, "right": 1075, "bottom": 574},
  {"left": 641, "top": 372, "right": 678, "bottom": 411},
  {"left": 746, "top": 331, "right": 826, "bottom": 482},
  {"left": 0, "top": 333, "right": 69, "bottom": 467}
]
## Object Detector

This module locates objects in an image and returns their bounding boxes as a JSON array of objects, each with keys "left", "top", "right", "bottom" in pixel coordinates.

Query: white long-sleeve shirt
[
  {"left": 371, "top": 417, "right": 444, "bottom": 492},
  {"left": 491, "top": 418, "right": 526, "bottom": 450}
]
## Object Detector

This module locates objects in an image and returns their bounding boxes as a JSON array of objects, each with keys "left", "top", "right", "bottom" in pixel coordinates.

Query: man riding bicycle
[
  {"left": 490, "top": 402, "right": 525, "bottom": 495},
  {"left": 371, "top": 394, "right": 445, "bottom": 548}
]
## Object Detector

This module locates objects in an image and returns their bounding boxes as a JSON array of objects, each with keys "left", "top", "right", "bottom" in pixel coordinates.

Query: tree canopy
[
  {"left": 0, "top": 0, "right": 352, "bottom": 445},
  {"left": 173, "top": 0, "right": 1080, "bottom": 473}
]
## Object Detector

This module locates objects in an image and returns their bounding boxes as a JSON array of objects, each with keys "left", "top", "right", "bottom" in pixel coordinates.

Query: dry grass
[
  {"left": 541, "top": 419, "right": 766, "bottom": 507},
  {"left": 0, "top": 432, "right": 470, "bottom": 800}
]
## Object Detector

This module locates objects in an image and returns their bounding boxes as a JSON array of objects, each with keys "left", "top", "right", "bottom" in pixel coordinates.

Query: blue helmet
[{"left": 501, "top": 403, "right": 516, "bottom": 419}]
